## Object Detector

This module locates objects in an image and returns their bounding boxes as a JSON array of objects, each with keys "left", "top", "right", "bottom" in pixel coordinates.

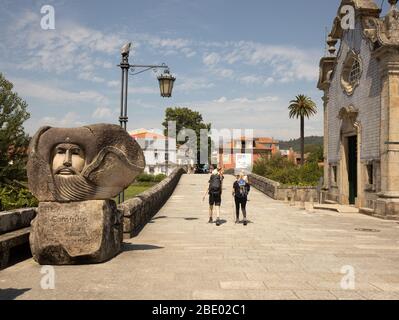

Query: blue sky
[{"left": 0, "top": 0, "right": 391, "bottom": 139}]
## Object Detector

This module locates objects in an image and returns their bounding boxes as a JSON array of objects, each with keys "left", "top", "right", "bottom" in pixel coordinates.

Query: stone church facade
[{"left": 318, "top": 0, "right": 399, "bottom": 219}]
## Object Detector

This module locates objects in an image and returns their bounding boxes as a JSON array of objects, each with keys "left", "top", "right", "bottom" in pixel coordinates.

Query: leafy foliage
[
  {"left": 136, "top": 173, "right": 167, "bottom": 183},
  {"left": 0, "top": 73, "right": 36, "bottom": 210},
  {"left": 288, "top": 94, "right": 317, "bottom": 120},
  {"left": 0, "top": 73, "right": 30, "bottom": 183},
  {"left": 0, "top": 183, "right": 38, "bottom": 211},
  {"left": 288, "top": 94, "right": 317, "bottom": 165},
  {"left": 253, "top": 153, "right": 323, "bottom": 187},
  {"left": 162, "top": 107, "right": 211, "bottom": 166},
  {"left": 279, "top": 136, "right": 323, "bottom": 152}
]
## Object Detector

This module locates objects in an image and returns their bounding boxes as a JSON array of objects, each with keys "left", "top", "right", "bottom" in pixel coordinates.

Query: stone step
[
  {"left": 0, "top": 227, "right": 31, "bottom": 270},
  {"left": 314, "top": 204, "right": 359, "bottom": 213},
  {"left": 0, "top": 208, "right": 36, "bottom": 235}
]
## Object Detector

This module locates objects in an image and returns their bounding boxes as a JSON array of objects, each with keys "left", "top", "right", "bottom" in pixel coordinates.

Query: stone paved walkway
[{"left": 1, "top": 174, "right": 399, "bottom": 300}]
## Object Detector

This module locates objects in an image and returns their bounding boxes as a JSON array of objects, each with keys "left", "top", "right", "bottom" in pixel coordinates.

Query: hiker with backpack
[
  {"left": 232, "top": 173, "right": 251, "bottom": 226},
  {"left": 203, "top": 169, "right": 223, "bottom": 226}
]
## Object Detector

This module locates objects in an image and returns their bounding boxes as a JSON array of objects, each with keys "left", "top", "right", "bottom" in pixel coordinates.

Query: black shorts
[{"left": 209, "top": 192, "right": 221, "bottom": 206}]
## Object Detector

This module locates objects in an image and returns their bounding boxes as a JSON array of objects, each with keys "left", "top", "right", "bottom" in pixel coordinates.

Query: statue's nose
[{"left": 63, "top": 150, "right": 72, "bottom": 167}]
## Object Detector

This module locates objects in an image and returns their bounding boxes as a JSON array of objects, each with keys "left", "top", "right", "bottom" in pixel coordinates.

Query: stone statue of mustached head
[{"left": 27, "top": 124, "right": 145, "bottom": 202}]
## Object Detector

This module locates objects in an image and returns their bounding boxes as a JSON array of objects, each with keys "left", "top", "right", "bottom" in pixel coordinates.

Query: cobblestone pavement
[{"left": 1, "top": 174, "right": 399, "bottom": 300}]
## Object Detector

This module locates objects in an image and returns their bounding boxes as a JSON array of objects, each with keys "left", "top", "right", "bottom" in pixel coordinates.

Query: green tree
[
  {"left": 307, "top": 145, "right": 324, "bottom": 163},
  {"left": 288, "top": 95, "right": 317, "bottom": 166},
  {"left": 253, "top": 154, "right": 322, "bottom": 187},
  {"left": 162, "top": 107, "right": 211, "bottom": 166},
  {"left": 0, "top": 73, "right": 30, "bottom": 184},
  {"left": 0, "top": 73, "right": 37, "bottom": 210}
]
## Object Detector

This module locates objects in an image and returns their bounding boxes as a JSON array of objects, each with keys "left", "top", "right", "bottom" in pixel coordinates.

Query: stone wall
[
  {"left": 0, "top": 208, "right": 36, "bottom": 235},
  {"left": 118, "top": 167, "right": 186, "bottom": 239},
  {"left": 0, "top": 208, "right": 37, "bottom": 269},
  {"left": 248, "top": 173, "right": 318, "bottom": 202}
]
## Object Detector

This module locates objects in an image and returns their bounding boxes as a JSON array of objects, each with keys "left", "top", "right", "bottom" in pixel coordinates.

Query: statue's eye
[
  {"left": 57, "top": 149, "right": 65, "bottom": 154},
  {"left": 71, "top": 149, "right": 80, "bottom": 155}
]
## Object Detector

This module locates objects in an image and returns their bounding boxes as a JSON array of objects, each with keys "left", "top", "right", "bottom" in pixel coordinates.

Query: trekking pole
[{"left": 232, "top": 194, "right": 235, "bottom": 223}]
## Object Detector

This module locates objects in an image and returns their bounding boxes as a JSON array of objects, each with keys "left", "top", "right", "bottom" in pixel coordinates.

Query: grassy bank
[{"left": 114, "top": 182, "right": 158, "bottom": 202}]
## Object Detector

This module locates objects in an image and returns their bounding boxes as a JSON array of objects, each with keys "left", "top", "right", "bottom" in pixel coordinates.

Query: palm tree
[{"left": 288, "top": 95, "right": 317, "bottom": 166}]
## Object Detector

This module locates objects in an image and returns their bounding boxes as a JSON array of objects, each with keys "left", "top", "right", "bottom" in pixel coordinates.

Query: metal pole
[
  {"left": 118, "top": 60, "right": 124, "bottom": 204},
  {"left": 118, "top": 53, "right": 130, "bottom": 203},
  {"left": 119, "top": 65, "right": 125, "bottom": 127},
  {"left": 123, "top": 66, "right": 129, "bottom": 131},
  {"left": 165, "top": 136, "right": 169, "bottom": 176}
]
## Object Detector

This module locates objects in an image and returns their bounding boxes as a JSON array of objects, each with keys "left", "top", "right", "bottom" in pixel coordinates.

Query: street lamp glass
[
  {"left": 158, "top": 70, "right": 175, "bottom": 98},
  {"left": 121, "top": 42, "right": 131, "bottom": 56}
]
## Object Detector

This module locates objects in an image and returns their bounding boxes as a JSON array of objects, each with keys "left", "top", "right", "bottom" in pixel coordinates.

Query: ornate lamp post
[{"left": 118, "top": 42, "right": 176, "bottom": 202}]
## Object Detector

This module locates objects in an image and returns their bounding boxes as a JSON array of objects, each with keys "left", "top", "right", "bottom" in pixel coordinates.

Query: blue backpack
[{"left": 237, "top": 179, "right": 248, "bottom": 198}]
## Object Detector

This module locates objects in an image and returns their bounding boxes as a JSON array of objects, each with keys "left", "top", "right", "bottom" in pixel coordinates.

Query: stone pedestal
[
  {"left": 375, "top": 197, "right": 399, "bottom": 220},
  {"left": 30, "top": 200, "right": 123, "bottom": 265}
]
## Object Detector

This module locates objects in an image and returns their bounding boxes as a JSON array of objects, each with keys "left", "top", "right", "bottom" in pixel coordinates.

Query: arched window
[
  {"left": 349, "top": 59, "right": 361, "bottom": 84},
  {"left": 341, "top": 51, "right": 362, "bottom": 95}
]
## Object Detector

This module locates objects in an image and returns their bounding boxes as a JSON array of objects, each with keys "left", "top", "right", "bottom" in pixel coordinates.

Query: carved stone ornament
[
  {"left": 27, "top": 124, "right": 145, "bottom": 202},
  {"left": 362, "top": 0, "right": 399, "bottom": 46},
  {"left": 338, "top": 105, "right": 359, "bottom": 123},
  {"left": 341, "top": 51, "right": 362, "bottom": 95}
]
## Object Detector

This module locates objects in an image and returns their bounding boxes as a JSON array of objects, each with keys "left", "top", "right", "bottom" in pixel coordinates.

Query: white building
[{"left": 130, "top": 129, "right": 177, "bottom": 176}]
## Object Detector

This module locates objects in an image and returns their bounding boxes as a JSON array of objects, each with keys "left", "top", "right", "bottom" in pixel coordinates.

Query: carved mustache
[{"left": 54, "top": 166, "right": 79, "bottom": 175}]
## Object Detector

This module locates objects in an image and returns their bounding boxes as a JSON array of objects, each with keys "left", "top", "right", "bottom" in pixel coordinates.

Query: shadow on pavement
[
  {"left": 149, "top": 216, "right": 199, "bottom": 223},
  {"left": 4, "top": 243, "right": 32, "bottom": 269},
  {"left": 214, "top": 219, "right": 227, "bottom": 226},
  {"left": 122, "top": 244, "right": 164, "bottom": 252},
  {"left": 0, "top": 288, "right": 31, "bottom": 300}
]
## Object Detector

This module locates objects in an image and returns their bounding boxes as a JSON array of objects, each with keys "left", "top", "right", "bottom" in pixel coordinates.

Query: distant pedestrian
[
  {"left": 203, "top": 169, "right": 223, "bottom": 226},
  {"left": 240, "top": 170, "right": 249, "bottom": 200},
  {"left": 232, "top": 173, "right": 250, "bottom": 226}
]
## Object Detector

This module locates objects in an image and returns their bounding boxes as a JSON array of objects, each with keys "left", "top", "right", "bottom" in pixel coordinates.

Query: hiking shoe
[
  {"left": 208, "top": 218, "right": 213, "bottom": 224},
  {"left": 243, "top": 219, "right": 248, "bottom": 226},
  {"left": 216, "top": 219, "right": 221, "bottom": 226}
]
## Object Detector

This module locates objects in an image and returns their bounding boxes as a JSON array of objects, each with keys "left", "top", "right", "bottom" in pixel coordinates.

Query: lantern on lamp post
[
  {"left": 117, "top": 42, "right": 176, "bottom": 202},
  {"left": 158, "top": 69, "right": 176, "bottom": 98}
]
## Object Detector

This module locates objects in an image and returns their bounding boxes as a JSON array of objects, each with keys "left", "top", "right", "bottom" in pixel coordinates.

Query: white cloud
[
  {"left": 175, "top": 77, "right": 215, "bottom": 92},
  {"left": 264, "top": 77, "right": 275, "bottom": 86},
  {"left": 3, "top": 13, "right": 322, "bottom": 139},
  {"left": 215, "top": 97, "right": 227, "bottom": 103},
  {"left": 28, "top": 112, "right": 85, "bottom": 130},
  {"left": 222, "top": 42, "right": 319, "bottom": 82},
  {"left": 92, "top": 107, "right": 113, "bottom": 119},
  {"left": 107, "top": 80, "right": 119, "bottom": 88},
  {"left": 213, "top": 68, "right": 234, "bottom": 78},
  {"left": 240, "top": 75, "right": 261, "bottom": 84},
  {"left": 12, "top": 78, "right": 110, "bottom": 105},
  {"left": 78, "top": 72, "right": 105, "bottom": 83},
  {"left": 147, "top": 37, "right": 192, "bottom": 49},
  {"left": 6, "top": 15, "right": 126, "bottom": 77},
  {"left": 203, "top": 52, "right": 221, "bottom": 66},
  {"left": 239, "top": 75, "right": 275, "bottom": 86},
  {"left": 213, "top": 96, "right": 279, "bottom": 105},
  {"left": 129, "top": 86, "right": 159, "bottom": 95},
  {"left": 177, "top": 95, "right": 323, "bottom": 140},
  {"left": 181, "top": 48, "right": 197, "bottom": 58}
]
